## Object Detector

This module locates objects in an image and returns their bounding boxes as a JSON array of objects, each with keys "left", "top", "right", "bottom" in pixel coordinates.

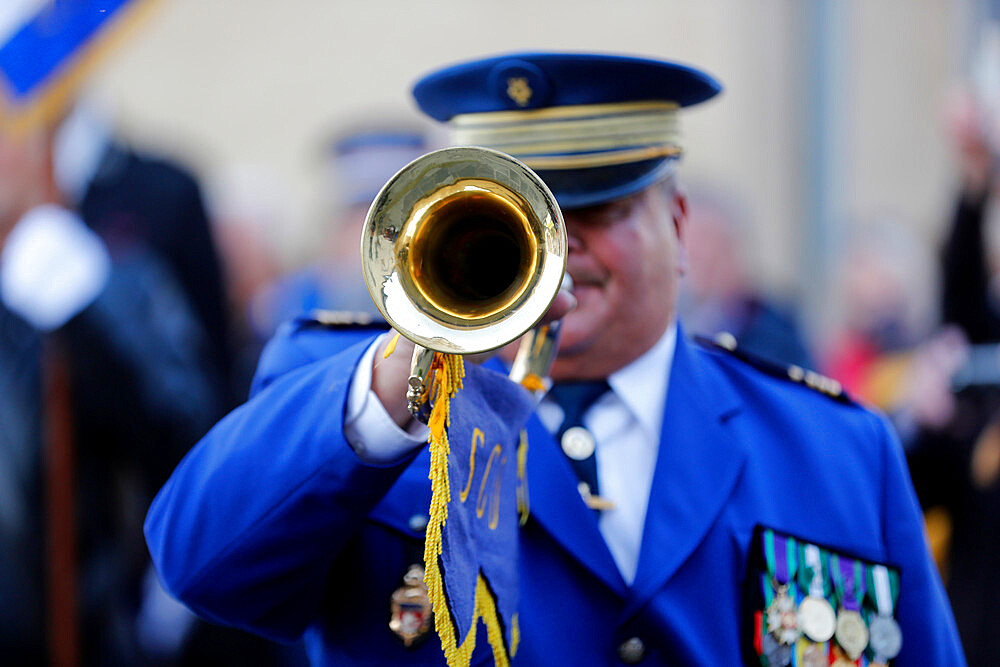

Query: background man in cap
[
  {"left": 146, "top": 53, "right": 965, "bottom": 665},
  {"left": 252, "top": 121, "right": 429, "bottom": 335}
]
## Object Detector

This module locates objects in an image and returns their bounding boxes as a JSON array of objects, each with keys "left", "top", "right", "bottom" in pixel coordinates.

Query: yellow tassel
[
  {"left": 422, "top": 352, "right": 466, "bottom": 666},
  {"left": 477, "top": 575, "right": 511, "bottom": 667},
  {"left": 421, "top": 353, "right": 515, "bottom": 667},
  {"left": 383, "top": 332, "right": 401, "bottom": 359},
  {"left": 510, "top": 613, "right": 520, "bottom": 658},
  {"left": 517, "top": 430, "right": 530, "bottom": 526}
]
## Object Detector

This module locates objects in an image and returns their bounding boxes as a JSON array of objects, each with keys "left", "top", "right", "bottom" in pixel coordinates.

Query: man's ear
[{"left": 672, "top": 189, "right": 689, "bottom": 275}]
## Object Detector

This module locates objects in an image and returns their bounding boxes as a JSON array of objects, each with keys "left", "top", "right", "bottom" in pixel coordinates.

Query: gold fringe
[
  {"left": 477, "top": 575, "right": 512, "bottom": 666},
  {"left": 517, "top": 430, "right": 530, "bottom": 526},
  {"left": 422, "top": 351, "right": 465, "bottom": 665},
  {"left": 383, "top": 332, "right": 401, "bottom": 359},
  {"left": 510, "top": 613, "right": 521, "bottom": 658},
  {"left": 422, "top": 352, "right": 515, "bottom": 667}
]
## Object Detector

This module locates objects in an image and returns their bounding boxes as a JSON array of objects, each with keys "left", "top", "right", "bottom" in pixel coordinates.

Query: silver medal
[{"left": 868, "top": 614, "right": 902, "bottom": 660}]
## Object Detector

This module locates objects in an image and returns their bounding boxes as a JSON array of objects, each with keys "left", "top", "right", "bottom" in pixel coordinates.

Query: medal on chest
[
  {"left": 763, "top": 532, "right": 801, "bottom": 646},
  {"left": 834, "top": 608, "right": 868, "bottom": 660},
  {"left": 865, "top": 563, "right": 903, "bottom": 663},
  {"left": 830, "top": 554, "right": 869, "bottom": 660},
  {"left": 389, "top": 564, "right": 432, "bottom": 647},
  {"left": 766, "top": 584, "right": 799, "bottom": 645},
  {"left": 796, "top": 543, "right": 837, "bottom": 643},
  {"left": 761, "top": 631, "right": 792, "bottom": 666},
  {"left": 796, "top": 638, "right": 828, "bottom": 667}
]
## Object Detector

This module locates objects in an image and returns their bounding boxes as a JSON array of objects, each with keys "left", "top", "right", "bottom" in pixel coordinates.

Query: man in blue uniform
[{"left": 146, "top": 53, "right": 965, "bottom": 665}]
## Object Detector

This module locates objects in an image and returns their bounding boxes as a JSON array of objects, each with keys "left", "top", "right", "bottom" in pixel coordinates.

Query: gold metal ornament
[{"left": 389, "top": 564, "right": 432, "bottom": 647}]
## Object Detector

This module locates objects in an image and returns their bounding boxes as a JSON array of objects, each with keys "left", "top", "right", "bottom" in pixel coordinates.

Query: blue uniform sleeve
[
  {"left": 144, "top": 330, "right": 418, "bottom": 642},
  {"left": 874, "top": 412, "right": 966, "bottom": 665}
]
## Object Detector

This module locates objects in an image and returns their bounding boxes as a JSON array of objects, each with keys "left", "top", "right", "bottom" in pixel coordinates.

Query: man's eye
[
  {"left": 568, "top": 196, "right": 638, "bottom": 227},
  {"left": 594, "top": 201, "right": 632, "bottom": 224}
]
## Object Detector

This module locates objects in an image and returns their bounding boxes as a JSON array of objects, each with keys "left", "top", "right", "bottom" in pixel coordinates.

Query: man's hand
[
  {"left": 371, "top": 286, "right": 577, "bottom": 428},
  {"left": 903, "top": 327, "right": 969, "bottom": 430},
  {"left": 371, "top": 333, "right": 419, "bottom": 428}
]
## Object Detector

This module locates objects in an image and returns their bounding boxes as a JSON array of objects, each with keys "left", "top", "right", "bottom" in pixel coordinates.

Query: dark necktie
[{"left": 548, "top": 380, "right": 611, "bottom": 507}]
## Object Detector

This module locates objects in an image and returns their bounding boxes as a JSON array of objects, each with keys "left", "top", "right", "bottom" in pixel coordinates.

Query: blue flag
[
  {"left": 422, "top": 354, "right": 535, "bottom": 667},
  {"left": 0, "top": 0, "right": 153, "bottom": 131}
]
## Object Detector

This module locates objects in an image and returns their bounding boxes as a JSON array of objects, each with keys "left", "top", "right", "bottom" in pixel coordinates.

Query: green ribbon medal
[
  {"left": 762, "top": 530, "right": 800, "bottom": 665},
  {"left": 865, "top": 563, "right": 903, "bottom": 662},
  {"left": 796, "top": 542, "right": 837, "bottom": 644}
]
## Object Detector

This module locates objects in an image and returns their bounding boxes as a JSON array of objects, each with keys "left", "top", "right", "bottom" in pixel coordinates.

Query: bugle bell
[
  {"left": 361, "top": 146, "right": 565, "bottom": 355},
  {"left": 361, "top": 146, "right": 566, "bottom": 417}
]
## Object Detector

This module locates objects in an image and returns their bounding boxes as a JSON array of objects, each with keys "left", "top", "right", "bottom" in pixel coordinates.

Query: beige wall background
[{"left": 84, "top": 0, "right": 967, "bottom": 328}]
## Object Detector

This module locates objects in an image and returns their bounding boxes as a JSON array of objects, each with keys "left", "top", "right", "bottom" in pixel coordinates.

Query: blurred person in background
[
  {"left": 0, "top": 2, "right": 276, "bottom": 663},
  {"left": 252, "top": 121, "right": 428, "bottom": 336},
  {"left": 822, "top": 219, "right": 966, "bottom": 446},
  {"left": 942, "top": 87, "right": 1000, "bottom": 343},
  {"left": 208, "top": 164, "right": 289, "bottom": 396},
  {"left": 0, "top": 102, "right": 227, "bottom": 664},
  {"left": 820, "top": 216, "right": 971, "bottom": 600},
  {"left": 819, "top": 82, "right": 1000, "bottom": 664},
  {"left": 678, "top": 188, "right": 814, "bottom": 368},
  {"left": 60, "top": 99, "right": 237, "bottom": 409},
  {"left": 904, "top": 84, "right": 1000, "bottom": 667}
]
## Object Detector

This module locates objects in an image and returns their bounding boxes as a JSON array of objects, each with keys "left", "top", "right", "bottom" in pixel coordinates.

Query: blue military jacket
[{"left": 145, "top": 319, "right": 965, "bottom": 665}]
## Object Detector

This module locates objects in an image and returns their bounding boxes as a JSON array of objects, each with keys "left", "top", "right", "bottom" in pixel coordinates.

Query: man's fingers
[
  {"left": 372, "top": 332, "right": 418, "bottom": 427},
  {"left": 542, "top": 288, "right": 577, "bottom": 324}
]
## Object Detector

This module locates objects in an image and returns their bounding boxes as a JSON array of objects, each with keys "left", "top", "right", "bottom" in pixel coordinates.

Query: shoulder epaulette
[
  {"left": 298, "top": 309, "right": 386, "bottom": 329},
  {"left": 695, "top": 332, "right": 853, "bottom": 404}
]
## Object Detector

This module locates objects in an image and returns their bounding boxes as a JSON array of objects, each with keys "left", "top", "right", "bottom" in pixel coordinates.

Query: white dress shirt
[
  {"left": 535, "top": 324, "right": 676, "bottom": 584},
  {"left": 344, "top": 323, "right": 678, "bottom": 584}
]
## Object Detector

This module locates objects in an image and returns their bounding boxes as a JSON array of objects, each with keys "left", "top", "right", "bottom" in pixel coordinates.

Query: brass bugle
[
  {"left": 361, "top": 146, "right": 566, "bottom": 357},
  {"left": 361, "top": 146, "right": 566, "bottom": 418}
]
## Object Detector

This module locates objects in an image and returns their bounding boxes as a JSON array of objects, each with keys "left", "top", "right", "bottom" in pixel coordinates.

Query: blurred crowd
[
  {"left": 4, "top": 10, "right": 1000, "bottom": 667},
  {"left": 679, "top": 86, "right": 1000, "bottom": 667}
]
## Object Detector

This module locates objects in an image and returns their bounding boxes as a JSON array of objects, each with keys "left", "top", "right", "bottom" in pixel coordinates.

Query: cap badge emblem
[{"left": 506, "top": 77, "right": 533, "bottom": 106}]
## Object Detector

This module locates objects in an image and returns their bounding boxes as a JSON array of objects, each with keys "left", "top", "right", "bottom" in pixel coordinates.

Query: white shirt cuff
[
  {"left": 344, "top": 333, "right": 428, "bottom": 464},
  {"left": 1, "top": 204, "right": 110, "bottom": 331}
]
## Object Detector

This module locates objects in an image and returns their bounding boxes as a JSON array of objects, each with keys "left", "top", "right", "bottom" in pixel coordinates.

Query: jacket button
[
  {"left": 408, "top": 514, "right": 429, "bottom": 533},
  {"left": 617, "top": 637, "right": 645, "bottom": 664}
]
